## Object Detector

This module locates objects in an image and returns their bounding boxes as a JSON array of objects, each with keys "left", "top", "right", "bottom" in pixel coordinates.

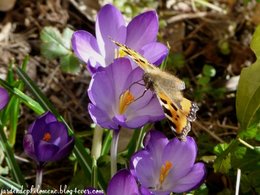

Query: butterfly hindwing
[{"left": 157, "top": 91, "right": 191, "bottom": 137}]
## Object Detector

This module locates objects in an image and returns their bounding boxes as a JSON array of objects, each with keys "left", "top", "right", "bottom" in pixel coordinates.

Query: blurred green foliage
[{"left": 40, "top": 27, "right": 81, "bottom": 74}]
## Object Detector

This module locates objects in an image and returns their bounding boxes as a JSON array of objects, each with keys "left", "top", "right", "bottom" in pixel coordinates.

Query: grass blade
[
  {"left": 0, "top": 124, "right": 26, "bottom": 187},
  {"left": 0, "top": 79, "right": 44, "bottom": 115},
  {"left": 0, "top": 175, "right": 23, "bottom": 192}
]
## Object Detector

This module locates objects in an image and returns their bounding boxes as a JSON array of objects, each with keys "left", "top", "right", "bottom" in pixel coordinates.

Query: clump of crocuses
[
  {"left": 23, "top": 111, "right": 74, "bottom": 166},
  {"left": 106, "top": 130, "right": 206, "bottom": 195},
  {"left": 0, "top": 87, "right": 9, "bottom": 110}
]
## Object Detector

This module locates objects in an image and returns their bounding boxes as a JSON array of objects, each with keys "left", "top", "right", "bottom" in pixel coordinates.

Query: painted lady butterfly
[{"left": 111, "top": 39, "right": 199, "bottom": 141}]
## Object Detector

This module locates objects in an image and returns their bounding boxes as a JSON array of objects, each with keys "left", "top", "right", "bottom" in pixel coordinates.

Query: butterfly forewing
[{"left": 111, "top": 39, "right": 154, "bottom": 71}]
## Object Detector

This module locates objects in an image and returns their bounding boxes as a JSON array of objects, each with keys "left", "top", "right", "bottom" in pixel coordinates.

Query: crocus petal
[
  {"left": 130, "top": 150, "right": 158, "bottom": 188},
  {"left": 143, "top": 131, "right": 169, "bottom": 164},
  {"left": 48, "top": 122, "right": 69, "bottom": 146},
  {"left": 112, "top": 114, "right": 127, "bottom": 127},
  {"left": 171, "top": 163, "right": 206, "bottom": 193},
  {"left": 125, "top": 97, "right": 164, "bottom": 127},
  {"left": 162, "top": 137, "right": 197, "bottom": 181},
  {"left": 88, "top": 104, "right": 119, "bottom": 130},
  {"left": 124, "top": 115, "right": 150, "bottom": 129},
  {"left": 36, "top": 141, "right": 59, "bottom": 162},
  {"left": 0, "top": 87, "right": 9, "bottom": 110},
  {"left": 88, "top": 68, "right": 116, "bottom": 112},
  {"left": 107, "top": 169, "right": 139, "bottom": 195},
  {"left": 96, "top": 4, "right": 126, "bottom": 64},
  {"left": 23, "top": 134, "right": 36, "bottom": 160},
  {"left": 126, "top": 11, "right": 158, "bottom": 50},
  {"left": 139, "top": 186, "right": 153, "bottom": 195},
  {"left": 141, "top": 42, "right": 169, "bottom": 65},
  {"left": 72, "top": 30, "right": 105, "bottom": 67},
  {"left": 88, "top": 59, "right": 134, "bottom": 109},
  {"left": 29, "top": 111, "right": 57, "bottom": 142},
  {"left": 52, "top": 137, "right": 75, "bottom": 161}
]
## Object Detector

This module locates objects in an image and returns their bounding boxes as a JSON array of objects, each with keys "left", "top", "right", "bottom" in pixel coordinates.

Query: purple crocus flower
[
  {"left": 71, "top": 4, "right": 168, "bottom": 73},
  {"left": 0, "top": 87, "right": 9, "bottom": 110},
  {"left": 107, "top": 169, "right": 152, "bottom": 195},
  {"left": 130, "top": 130, "right": 206, "bottom": 195},
  {"left": 88, "top": 58, "right": 164, "bottom": 130},
  {"left": 23, "top": 111, "right": 74, "bottom": 166}
]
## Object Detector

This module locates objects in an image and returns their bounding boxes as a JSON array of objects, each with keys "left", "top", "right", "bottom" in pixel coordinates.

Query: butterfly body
[{"left": 111, "top": 39, "right": 199, "bottom": 141}]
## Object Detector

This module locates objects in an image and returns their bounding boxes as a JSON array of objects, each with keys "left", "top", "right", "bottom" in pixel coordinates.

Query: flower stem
[
  {"left": 91, "top": 125, "right": 104, "bottom": 159},
  {"left": 235, "top": 168, "right": 241, "bottom": 195},
  {"left": 35, "top": 166, "right": 43, "bottom": 190},
  {"left": 237, "top": 137, "right": 254, "bottom": 150},
  {"left": 111, "top": 129, "right": 120, "bottom": 177}
]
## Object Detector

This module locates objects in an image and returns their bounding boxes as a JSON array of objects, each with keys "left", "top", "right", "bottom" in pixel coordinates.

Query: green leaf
[
  {"left": 238, "top": 125, "right": 260, "bottom": 140},
  {"left": 236, "top": 25, "right": 260, "bottom": 130},
  {"left": 0, "top": 79, "right": 44, "bottom": 115},
  {"left": 60, "top": 53, "right": 81, "bottom": 74},
  {"left": 232, "top": 147, "right": 260, "bottom": 172},
  {"left": 198, "top": 76, "right": 210, "bottom": 86},
  {"left": 203, "top": 64, "right": 216, "bottom": 77},
  {"left": 0, "top": 125, "right": 26, "bottom": 187},
  {"left": 213, "top": 143, "right": 231, "bottom": 174},
  {"left": 40, "top": 27, "right": 80, "bottom": 74},
  {"left": 213, "top": 141, "right": 239, "bottom": 174},
  {"left": 194, "top": 184, "right": 208, "bottom": 195},
  {"left": 240, "top": 170, "right": 260, "bottom": 194},
  {"left": 40, "top": 27, "right": 72, "bottom": 59},
  {"left": 0, "top": 175, "right": 23, "bottom": 192},
  {"left": 62, "top": 27, "right": 74, "bottom": 49}
]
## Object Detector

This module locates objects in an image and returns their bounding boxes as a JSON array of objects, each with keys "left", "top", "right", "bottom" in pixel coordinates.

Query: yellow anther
[
  {"left": 159, "top": 161, "right": 173, "bottom": 185},
  {"left": 119, "top": 90, "right": 135, "bottom": 114}
]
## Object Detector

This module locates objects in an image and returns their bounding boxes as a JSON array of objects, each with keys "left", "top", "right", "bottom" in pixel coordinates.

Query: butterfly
[{"left": 111, "top": 39, "right": 199, "bottom": 141}]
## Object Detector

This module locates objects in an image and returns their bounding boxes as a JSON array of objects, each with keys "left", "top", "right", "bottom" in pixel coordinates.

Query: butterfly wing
[
  {"left": 156, "top": 91, "right": 193, "bottom": 138},
  {"left": 111, "top": 39, "right": 155, "bottom": 71}
]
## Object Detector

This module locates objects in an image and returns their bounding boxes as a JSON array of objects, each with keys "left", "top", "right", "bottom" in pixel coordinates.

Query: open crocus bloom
[
  {"left": 130, "top": 130, "right": 206, "bottom": 195},
  {"left": 0, "top": 87, "right": 9, "bottom": 110},
  {"left": 71, "top": 4, "right": 168, "bottom": 73},
  {"left": 23, "top": 111, "right": 74, "bottom": 166},
  {"left": 88, "top": 58, "right": 164, "bottom": 130},
  {"left": 107, "top": 169, "right": 152, "bottom": 195}
]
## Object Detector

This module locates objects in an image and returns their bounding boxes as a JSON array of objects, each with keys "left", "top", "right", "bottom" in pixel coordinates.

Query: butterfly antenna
[{"left": 119, "top": 79, "right": 148, "bottom": 103}]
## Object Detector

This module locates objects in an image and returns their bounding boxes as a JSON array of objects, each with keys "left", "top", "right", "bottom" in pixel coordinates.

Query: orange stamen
[
  {"left": 159, "top": 161, "right": 173, "bottom": 185},
  {"left": 119, "top": 90, "right": 135, "bottom": 114},
  {"left": 42, "top": 132, "right": 51, "bottom": 142}
]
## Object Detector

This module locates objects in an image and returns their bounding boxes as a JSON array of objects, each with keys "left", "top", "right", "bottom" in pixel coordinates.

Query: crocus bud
[{"left": 23, "top": 111, "right": 74, "bottom": 166}]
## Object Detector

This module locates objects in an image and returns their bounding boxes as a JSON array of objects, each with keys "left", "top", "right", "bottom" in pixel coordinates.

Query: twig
[
  {"left": 237, "top": 138, "right": 254, "bottom": 150},
  {"left": 194, "top": 121, "right": 225, "bottom": 143},
  {"left": 193, "top": 0, "right": 226, "bottom": 13},
  {"left": 167, "top": 12, "right": 208, "bottom": 24},
  {"left": 216, "top": 121, "right": 239, "bottom": 130}
]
